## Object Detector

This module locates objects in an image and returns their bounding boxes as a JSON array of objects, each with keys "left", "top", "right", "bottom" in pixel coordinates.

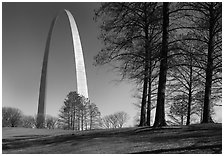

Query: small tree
[
  {"left": 88, "top": 103, "right": 101, "bottom": 130},
  {"left": 100, "top": 111, "right": 129, "bottom": 129},
  {"left": 58, "top": 91, "right": 83, "bottom": 130},
  {"left": 168, "top": 95, "right": 188, "bottom": 125},
  {"left": 45, "top": 115, "right": 58, "bottom": 129},
  {"left": 114, "top": 111, "right": 129, "bottom": 128},
  {"left": 100, "top": 115, "right": 113, "bottom": 129},
  {"left": 22, "top": 115, "right": 36, "bottom": 128},
  {"left": 58, "top": 91, "right": 101, "bottom": 131},
  {"left": 2, "top": 107, "right": 23, "bottom": 127}
]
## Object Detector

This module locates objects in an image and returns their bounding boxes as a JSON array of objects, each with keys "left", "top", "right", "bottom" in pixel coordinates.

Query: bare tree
[
  {"left": 22, "top": 115, "right": 36, "bottom": 128},
  {"left": 114, "top": 111, "right": 129, "bottom": 128},
  {"left": 94, "top": 2, "right": 162, "bottom": 127},
  {"left": 181, "top": 2, "right": 222, "bottom": 123},
  {"left": 88, "top": 103, "right": 101, "bottom": 130},
  {"left": 45, "top": 115, "right": 58, "bottom": 129},
  {"left": 95, "top": 2, "right": 221, "bottom": 127},
  {"left": 192, "top": 3, "right": 221, "bottom": 123},
  {"left": 153, "top": 2, "right": 169, "bottom": 127},
  {"left": 100, "top": 112, "right": 129, "bottom": 129},
  {"left": 100, "top": 115, "right": 113, "bottom": 129},
  {"left": 2, "top": 107, "right": 23, "bottom": 127},
  {"left": 168, "top": 94, "right": 188, "bottom": 125},
  {"left": 166, "top": 42, "right": 205, "bottom": 125}
]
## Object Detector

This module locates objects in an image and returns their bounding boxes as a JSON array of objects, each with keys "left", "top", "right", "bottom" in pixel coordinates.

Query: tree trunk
[
  {"left": 153, "top": 2, "right": 169, "bottom": 127},
  {"left": 81, "top": 110, "right": 85, "bottom": 131},
  {"left": 90, "top": 116, "right": 92, "bottom": 130},
  {"left": 72, "top": 110, "right": 75, "bottom": 130},
  {"left": 70, "top": 113, "right": 73, "bottom": 130},
  {"left": 85, "top": 120, "right": 88, "bottom": 130},
  {"left": 146, "top": 67, "right": 152, "bottom": 126},
  {"left": 186, "top": 87, "right": 192, "bottom": 125},
  {"left": 186, "top": 58, "right": 193, "bottom": 125},
  {"left": 77, "top": 114, "right": 80, "bottom": 131},
  {"left": 139, "top": 9, "right": 150, "bottom": 127},
  {"left": 67, "top": 112, "right": 70, "bottom": 130},
  {"left": 202, "top": 3, "right": 214, "bottom": 123},
  {"left": 181, "top": 115, "right": 184, "bottom": 125},
  {"left": 139, "top": 65, "right": 148, "bottom": 127}
]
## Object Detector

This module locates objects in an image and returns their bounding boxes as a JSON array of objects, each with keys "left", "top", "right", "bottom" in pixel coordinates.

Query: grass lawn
[{"left": 2, "top": 123, "right": 222, "bottom": 154}]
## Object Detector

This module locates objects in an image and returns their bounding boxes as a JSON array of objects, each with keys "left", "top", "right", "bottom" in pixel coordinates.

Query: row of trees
[
  {"left": 3, "top": 106, "right": 130, "bottom": 131},
  {"left": 3, "top": 93, "right": 130, "bottom": 130},
  {"left": 94, "top": 2, "right": 221, "bottom": 127},
  {"left": 2, "top": 107, "right": 58, "bottom": 129}
]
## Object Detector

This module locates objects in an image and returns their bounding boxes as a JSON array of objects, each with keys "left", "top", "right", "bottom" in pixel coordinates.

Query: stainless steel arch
[{"left": 37, "top": 9, "right": 89, "bottom": 128}]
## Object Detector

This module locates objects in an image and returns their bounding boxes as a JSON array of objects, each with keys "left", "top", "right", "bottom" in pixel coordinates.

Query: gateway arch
[{"left": 37, "top": 10, "right": 89, "bottom": 128}]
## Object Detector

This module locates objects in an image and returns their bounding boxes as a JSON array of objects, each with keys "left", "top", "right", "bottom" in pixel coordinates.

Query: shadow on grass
[
  {"left": 3, "top": 135, "right": 49, "bottom": 142},
  {"left": 131, "top": 144, "right": 222, "bottom": 154},
  {"left": 2, "top": 124, "right": 222, "bottom": 154},
  {"left": 3, "top": 134, "right": 83, "bottom": 150},
  {"left": 2, "top": 128, "right": 135, "bottom": 151}
]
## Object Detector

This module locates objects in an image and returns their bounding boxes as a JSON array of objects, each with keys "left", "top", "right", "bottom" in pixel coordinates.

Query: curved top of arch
[
  {"left": 64, "top": 9, "right": 89, "bottom": 98},
  {"left": 38, "top": 9, "right": 89, "bottom": 119}
]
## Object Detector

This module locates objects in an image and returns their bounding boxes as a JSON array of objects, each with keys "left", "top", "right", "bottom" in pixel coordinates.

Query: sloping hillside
[{"left": 2, "top": 123, "right": 222, "bottom": 154}]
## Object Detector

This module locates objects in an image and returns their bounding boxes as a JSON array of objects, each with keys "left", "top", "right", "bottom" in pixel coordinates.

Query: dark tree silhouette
[
  {"left": 94, "top": 2, "right": 221, "bottom": 127},
  {"left": 58, "top": 91, "right": 83, "bottom": 130},
  {"left": 153, "top": 2, "right": 169, "bottom": 127},
  {"left": 167, "top": 41, "right": 206, "bottom": 125},
  {"left": 94, "top": 2, "right": 162, "bottom": 127},
  {"left": 186, "top": 3, "right": 222, "bottom": 123}
]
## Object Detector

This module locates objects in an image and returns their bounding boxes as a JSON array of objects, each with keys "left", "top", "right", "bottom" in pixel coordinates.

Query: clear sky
[
  {"left": 2, "top": 2, "right": 221, "bottom": 126},
  {"left": 2, "top": 2, "right": 138, "bottom": 126}
]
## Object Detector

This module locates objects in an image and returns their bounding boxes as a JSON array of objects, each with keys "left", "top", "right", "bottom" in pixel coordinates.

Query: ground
[{"left": 2, "top": 123, "right": 222, "bottom": 154}]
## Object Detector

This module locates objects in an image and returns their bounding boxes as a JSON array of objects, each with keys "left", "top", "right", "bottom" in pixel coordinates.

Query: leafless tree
[
  {"left": 100, "top": 112, "right": 129, "bottom": 129},
  {"left": 94, "top": 2, "right": 162, "bottom": 127},
  {"left": 2, "top": 107, "right": 23, "bottom": 127},
  {"left": 114, "top": 111, "right": 129, "bottom": 128},
  {"left": 21, "top": 115, "right": 36, "bottom": 128},
  {"left": 45, "top": 115, "right": 58, "bottom": 129}
]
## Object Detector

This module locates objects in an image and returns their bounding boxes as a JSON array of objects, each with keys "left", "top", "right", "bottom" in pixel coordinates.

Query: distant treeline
[{"left": 2, "top": 92, "right": 129, "bottom": 130}]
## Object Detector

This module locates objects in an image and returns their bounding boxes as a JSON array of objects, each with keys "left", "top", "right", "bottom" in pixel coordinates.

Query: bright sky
[{"left": 2, "top": 2, "right": 221, "bottom": 126}]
